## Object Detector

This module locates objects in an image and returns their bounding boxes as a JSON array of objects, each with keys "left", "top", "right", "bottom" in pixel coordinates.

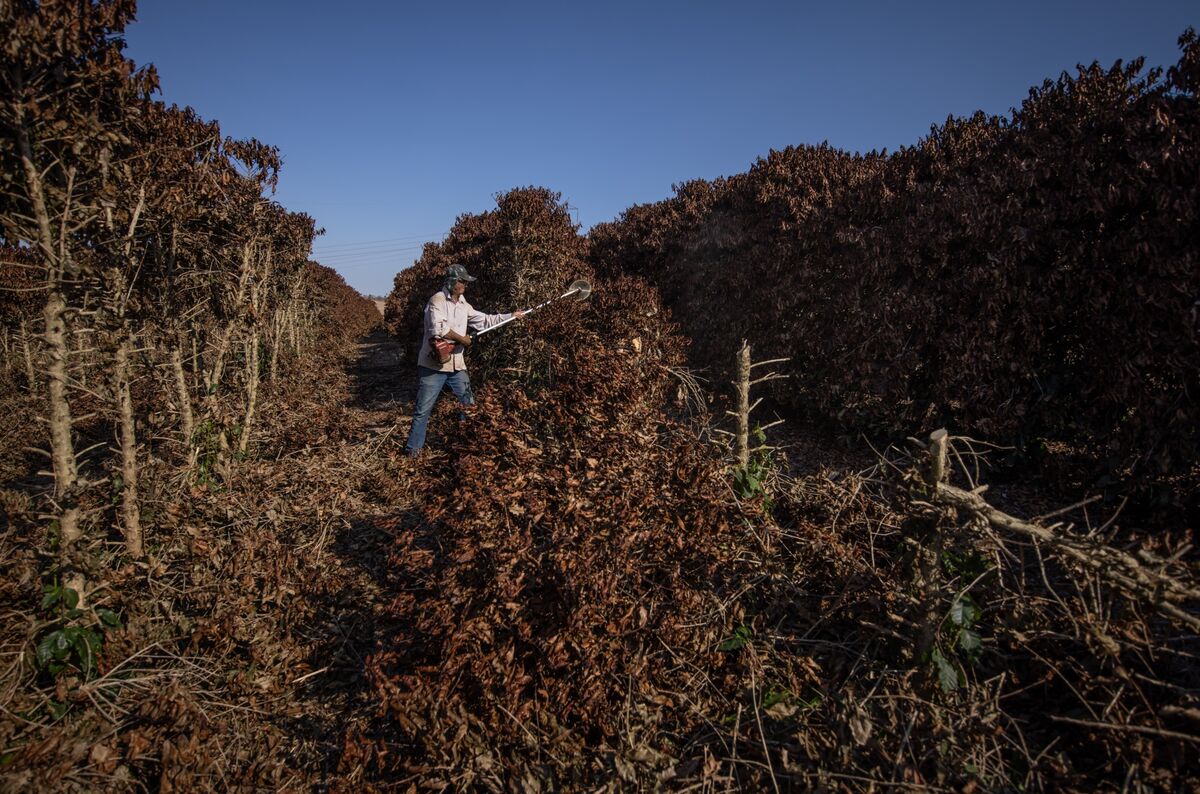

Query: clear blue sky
[{"left": 123, "top": 1, "right": 1196, "bottom": 296}]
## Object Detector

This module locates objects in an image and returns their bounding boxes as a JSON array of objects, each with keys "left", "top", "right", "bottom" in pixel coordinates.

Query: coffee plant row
[
  {"left": 589, "top": 30, "right": 1200, "bottom": 491},
  {"left": 0, "top": 1, "right": 378, "bottom": 567}
]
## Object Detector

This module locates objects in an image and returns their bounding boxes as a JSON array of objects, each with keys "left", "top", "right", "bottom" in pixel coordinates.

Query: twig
[
  {"left": 1160, "top": 705, "right": 1200, "bottom": 722},
  {"left": 748, "top": 668, "right": 780, "bottom": 794},
  {"left": 293, "top": 666, "right": 330, "bottom": 684},
  {"left": 1031, "top": 495, "right": 1102, "bottom": 523},
  {"left": 1047, "top": 714, "right": 1200, "bottom": 744}
]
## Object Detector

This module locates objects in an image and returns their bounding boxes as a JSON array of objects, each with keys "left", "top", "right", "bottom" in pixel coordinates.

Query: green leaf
[
  {"left": 36, "top": 631, "right": 61, "bottom": 667},
  {"left": 950, "top": 596, "right": 979, "bottom": 628},
  {"left": 958, "top": 628, "right": 982, "bottom": 654},
  {"left": 52, "top": 630, "right": 71, "bottom": 660},
  {"left": 63, "top": 588, "right": 79, "bottom": 610},
  {"left": 798, "top": 693, "right": 822, "bottom": 711},
  {"left": 719, "top": 624, "right": 752, "bottom": 652},
  {"left": 761, "top": 686, "right": 791, "bottom": 709},
  {"left": 932, "top": 647, "right": 961, "bottom": 692},
  {"left": 943, "top": 550, "right": 992, "bottom": 580},
  {"left": 40, "top": 586, "right": 60, "bottom": 611},
  {"left": 70, "top": 629, "right": 99, "bottom": 675},
  {"left": 96, "top": 608, "right": 121, "bottom": 628}
]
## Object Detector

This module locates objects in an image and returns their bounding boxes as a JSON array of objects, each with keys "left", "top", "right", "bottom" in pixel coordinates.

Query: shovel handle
[{"left": 474, "top": 287, "right": 582, "bottom": 337}]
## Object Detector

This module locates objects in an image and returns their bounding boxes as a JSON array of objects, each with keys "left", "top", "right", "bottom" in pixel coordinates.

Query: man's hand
[{"left": 514, "top": 310, "right": 526, "bottom": 319}]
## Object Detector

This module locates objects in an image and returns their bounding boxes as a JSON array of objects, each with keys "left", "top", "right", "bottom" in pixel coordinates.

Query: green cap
[{"left": 446, "top": 264, "right": 476, "bottom": 282}]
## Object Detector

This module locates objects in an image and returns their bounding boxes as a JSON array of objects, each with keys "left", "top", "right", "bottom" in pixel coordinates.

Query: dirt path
[
  {"left": 350, "top": 328, "right": 410, "bottom": 414},
  {"left": 270, "top": 329, "right": 418, "bottom": 781}
]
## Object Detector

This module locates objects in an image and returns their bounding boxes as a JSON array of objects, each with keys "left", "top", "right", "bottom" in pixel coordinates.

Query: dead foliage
[
  {"left": 588, "top": 30, "right": 1200, "bottom": 506},
  {"left": 0, "top": 285, "right": 390, "bottom": 791},
  {"left": 358, "top": 414, "right": 1199, "bottom": 790},
  {"left": 1, "top": 8, "right": 1196, "bottom": 792},
  {"left": 363, "top": 261, "right": 1200, "bottom": 790},
  {"left": 2, "top": 243, "right": 1194, "bottom": 792}
]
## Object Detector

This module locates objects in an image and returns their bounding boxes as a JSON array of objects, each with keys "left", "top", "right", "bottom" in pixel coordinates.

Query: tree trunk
[
  {"left": 75, "top": 324, "right": 88, "bottom": 390},
  {"left": 191, "top": 334, "right": 201, "bottom": 395},
  {"left": 239, "top": 332, "right": 259, "bottom": 454},
  {"left": 268, "top": 311, "right": 281, "bottom": 382},
  {"left": 114, "top": 332, "right": 143, "bottom": 558},
  {"left": 15, "top": 75, "right": 83, "bottom": 599},
  {"left": 204, "top": 326, "right": 230, "bottom": 398},
  {"left": 44, "top": 291, "right": 80, "bottom": 544},
  {"left": 204, "top": 242, "right": 254, "bottom": 395},
  {"left": 288, "top": 306, "right": 298, "bottom": 355},
  {"left": 19, "top": 318, "right": 37, "bottom": 390},
  {"left": 171, "top": 341, "right": 194, "bottom": 445},
  {"left": 735, "top": 341, "right": 751, "bottom": 469}
]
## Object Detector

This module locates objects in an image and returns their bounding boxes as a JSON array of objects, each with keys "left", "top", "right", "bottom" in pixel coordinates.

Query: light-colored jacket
[{"left": 417, "top": 289, "right": 512, "bottom": 372}]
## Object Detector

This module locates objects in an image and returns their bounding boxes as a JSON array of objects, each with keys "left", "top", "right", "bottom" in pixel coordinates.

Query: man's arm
[
  {"left": 444, "top": 328, "right": 472, "bottom": 346},
  {"left": 466, "top": 305, "right": 525, "bottom": 335},
  {"left": 427, "top": 293, "right": 450, "bottom": 338},
  {"left": 428, "top": 294, "right": 472, "bottom": 346}
]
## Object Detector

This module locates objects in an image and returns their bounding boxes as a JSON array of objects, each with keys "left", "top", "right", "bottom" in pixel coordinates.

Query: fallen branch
[{"left": 922, "top": 430, "right": 1200, "bottom": 633}]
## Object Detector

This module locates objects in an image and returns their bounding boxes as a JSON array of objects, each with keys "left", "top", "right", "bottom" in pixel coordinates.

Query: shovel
[{"left": 474, "top": 278, "right": 592, "bottom": 337}]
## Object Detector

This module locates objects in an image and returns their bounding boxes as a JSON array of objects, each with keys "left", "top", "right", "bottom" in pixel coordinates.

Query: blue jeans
[{"left": 405, "top": 366, "right": 475, "bottom": 454}]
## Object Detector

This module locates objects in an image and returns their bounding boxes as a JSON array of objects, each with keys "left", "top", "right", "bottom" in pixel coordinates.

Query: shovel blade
[{"left": 567, "top": 279, "right": 592, "bottom": 301}]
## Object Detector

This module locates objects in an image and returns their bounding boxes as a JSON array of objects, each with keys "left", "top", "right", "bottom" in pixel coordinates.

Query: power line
[
  {"left": 314, "top": 246, "right": 429, "bottom": 262},
  {"left": 314, "top": 231, "right": 443, "bottom": 247},
  {"left": 326, "top": 262, "right": 420, "bottom": 275},
  {"left": 312, "top": 246, "right": 425, "bottom": 265},
  {"left": 312, "top": 232, "right": 445, "bottom": 254}
]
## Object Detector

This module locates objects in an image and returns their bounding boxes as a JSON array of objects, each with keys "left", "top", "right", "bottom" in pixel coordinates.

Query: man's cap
[{"left": 446, "top": 263, "right": 476, "bottom": 282}]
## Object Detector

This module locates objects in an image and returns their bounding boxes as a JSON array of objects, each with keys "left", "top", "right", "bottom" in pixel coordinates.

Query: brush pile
[
  {"left": 361, "top": 254, "right": 1200, "bottom": 789},
  {"left": 359, "top": 423, "right": 1199, "bottom": 790}
]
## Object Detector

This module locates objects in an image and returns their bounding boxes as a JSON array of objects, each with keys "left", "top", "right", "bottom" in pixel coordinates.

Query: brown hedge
[
  {"left": 384, "top": 186, "right": 591, "bottom": 387},
  {"left": 304, "top": 261, "right": 381, "bottom": 342},
  {"left": 588, "top": 31, "right": 1200, "bottom": 483}
]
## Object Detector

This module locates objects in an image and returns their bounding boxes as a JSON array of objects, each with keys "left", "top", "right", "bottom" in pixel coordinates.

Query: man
[{"left": 405, "top": 264, "right": 525, "bottom": 456}]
